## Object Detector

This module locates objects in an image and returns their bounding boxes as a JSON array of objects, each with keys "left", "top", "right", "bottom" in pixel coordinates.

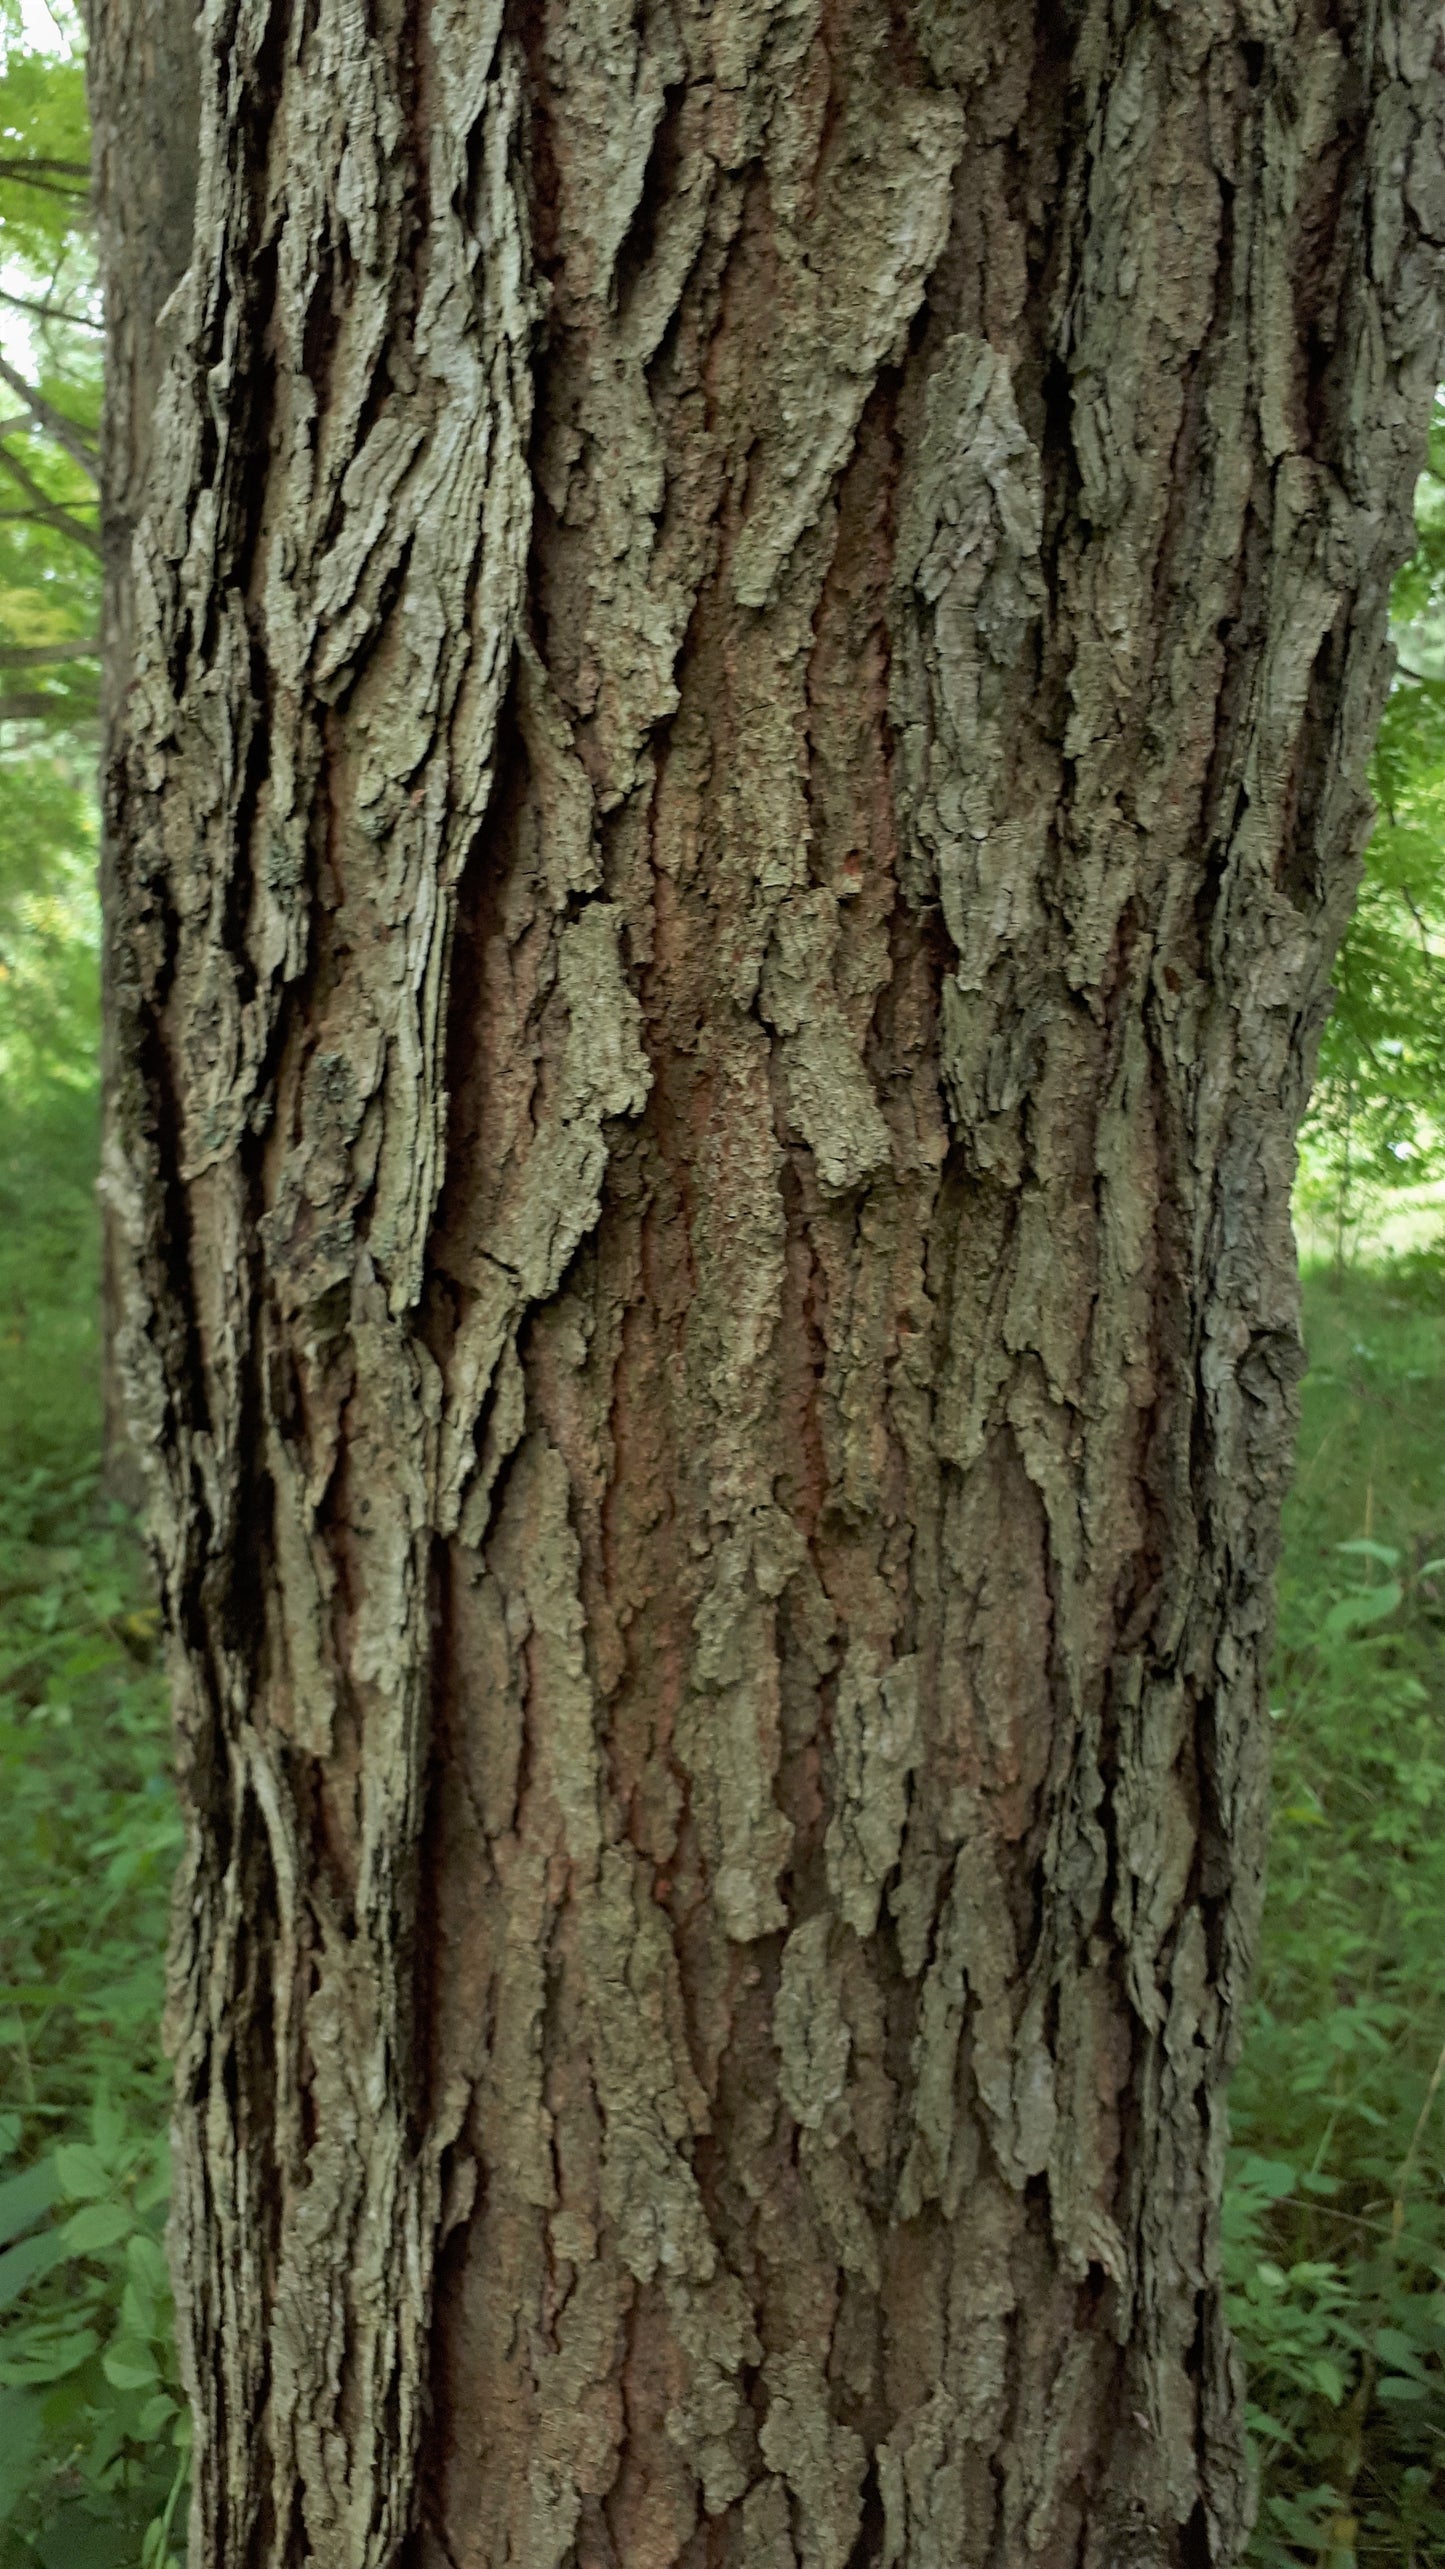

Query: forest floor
[{"left": 1, "top": 1076, "right": 1443, "bottom": 2566}]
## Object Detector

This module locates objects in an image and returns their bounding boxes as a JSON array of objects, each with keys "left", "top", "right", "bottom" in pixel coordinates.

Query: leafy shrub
[
  {"left": 1296, "top": 394, "right": 1445, "bottom": 1257},
  {"left": 0, "top": 1466, "right": 184, "bottom": 2569},
  {"left": 1227, "top": 1262, "right": 1445, "bottom": 2565}
]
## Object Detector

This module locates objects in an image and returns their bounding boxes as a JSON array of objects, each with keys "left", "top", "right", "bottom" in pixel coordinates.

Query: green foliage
[
  {"left": 0, "top": 1078, "right": 98, "bottom": 1490},
  {"left": 0, "top": 0, "right": 100, "bottom": 1069},
  {"left": 0, "top": 1449, "right": 183, "bottom": 2568},
  {"left": 1227, "top": 1263, "right": 1445, "bottom": 2565},
  {"left": 1299, "top": 398, "right": 1445, "bottom": 1250},
  {"left": 1236, "top": 424, "right": 1445, "bottom": 2569},
  {"left": 0, "top": 434, "right": 100, "bottom": 728},
  {"left": 0, "top": 14, "right": 185, "bottom": 2562},
  {"left": 0, "top": 0, "right": 100, "bottom": 739},
  {"left": 0, "top": 14, "right": 91, "bottom": 279},
  {"left": 0, "top": 2094, "right": 187, "bottom": 2569}
]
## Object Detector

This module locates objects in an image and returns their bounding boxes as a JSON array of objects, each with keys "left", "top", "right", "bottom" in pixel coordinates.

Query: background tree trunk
[
  {"left": 90, "top": 0, "right": 198, "bottom": 1506},
  {"left": 96, "top": 4, "right": 1445, "bottom": 2565}
]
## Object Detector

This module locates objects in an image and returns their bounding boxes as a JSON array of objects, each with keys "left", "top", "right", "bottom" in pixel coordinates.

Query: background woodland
[{"left": 0, "top": 10, "right": 1443, "bottom": 2563}]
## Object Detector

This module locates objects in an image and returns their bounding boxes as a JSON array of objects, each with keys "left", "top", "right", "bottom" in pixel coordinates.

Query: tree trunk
[
  {"left": 95, "top": 5, "right": 1445, "bottom": 2564},
  {"left": 90, "top": 0, "right": 199, "bottom": 1507}
]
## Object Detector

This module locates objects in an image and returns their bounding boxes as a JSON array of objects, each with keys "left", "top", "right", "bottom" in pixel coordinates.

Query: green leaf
[
  {"left": 60, "top": 2198, "right": 131, "bottom": 2253},
  {"left": 35, "top": 2500, "right": 142, "bottom": 2569},
  {"left": 100, "top": 2337, "right": 158, "bottom": 2391},
  {"left": 89, "top": 2093, "right": 123, "bottom": 2155},
  {"left": 120, "top": 2277, "right": 156, "bottom": 2340},
  {"left": 54, "top": 2143, "right": 111, "bottom": 2203},
  {"left": 1322, "top": 1583, "right": 1403, "bottom": 1639},
  {"left": 1336, "top": 1539, "right": 1403, "bottom": 1567},
  {"left": 134, "top": 2150, "right": 171, "bottom": 2216},
  {"left": 0, "top": 2223, "right": 66, "bottom": 2308},
  {"left": 125, "top": 2232, "right": 168, "bottom": 2295},
  {"left": 0, "top": 2157, "right": 57, "bottom": 2246},
  {"left": 1239, "top": 2157, "right": 1297, "bottom": 2201},
  {"left": 0, "top": 2386, "right": 43, "bottom": 2522},
  {"left": 0, "top": 2325, "right": 97, "bottom": 2384}
]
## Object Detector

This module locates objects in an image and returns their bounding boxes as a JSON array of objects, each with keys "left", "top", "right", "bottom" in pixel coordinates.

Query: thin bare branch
[
  {"left": 0, "top": 155, "right": 91, "bottom": 181},
  {"left": 0, "top": 354, "right": 98, "bottom": 482},
  {"left": 0, "top": 284, "right": 100, "bottom": 332},
  {"left": 0, "top": 158, "right": 91, "bottom": 211},
  {"left": 0, "top": 441, "right": 101, "bottom": 556},
  {"left": 0, "top": 637, "right": 99, "bottom": 665},
  {"left": 0, "top": 690, "right": 98, "bottom": 722}
]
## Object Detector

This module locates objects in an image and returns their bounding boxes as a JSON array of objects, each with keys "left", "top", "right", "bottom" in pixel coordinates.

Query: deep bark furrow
[{"left": 93, "top": 3, "right": 1445, "bottom": 2566}]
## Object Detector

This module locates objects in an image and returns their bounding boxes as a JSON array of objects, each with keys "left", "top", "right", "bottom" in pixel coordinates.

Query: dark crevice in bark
[
  {"left": 395, "top": 0, "right": 431, "bottom": 273},
  {"left": 612, "top": 74, "right": 692, "bottom": 325},
  {"left": 1193, "top": 473, "right": 1272, "bottom": 944},
  {"left": 1183, "top": 2497, "right": 1215, "bottom": 2569},
  {"left": 510, "top": 0, "right": 561, "bottom": 278},
  {"left": 1277, "top": 605, "right": 1351, "bottom": 912},
  {"left": 843, "top": 2456, "right": 885, "bottom": 2567},
  {"left": 1293, "top": 78, "right": 1369, "bottom": 461},
  {"left": 427, "top": 678, "right": 528, "bottom": 1287},
  {"left": 298, "top": 222, "right": 346, "bottom": 418}
]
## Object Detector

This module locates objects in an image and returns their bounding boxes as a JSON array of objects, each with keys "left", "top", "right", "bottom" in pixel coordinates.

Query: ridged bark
[
  {"left": 90, "top": 0, "right": 198, "bottom": 1505},
  {"left": 95, "top": 4, "right": 1445, "bottom": 2565}
]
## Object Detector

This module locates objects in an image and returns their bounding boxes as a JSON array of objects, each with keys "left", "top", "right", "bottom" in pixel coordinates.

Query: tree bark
[
  {"left": 97, "top": 4, "right": 1445, "bottom": 2565},
  {"left": 89, "top": 0, "right": 199, "bottom": 1506}
]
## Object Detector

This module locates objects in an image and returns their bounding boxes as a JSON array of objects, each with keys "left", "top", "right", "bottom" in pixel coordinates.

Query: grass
[{"left": 1, "top": 1052, "right": 1445, "bottom": 2564}]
